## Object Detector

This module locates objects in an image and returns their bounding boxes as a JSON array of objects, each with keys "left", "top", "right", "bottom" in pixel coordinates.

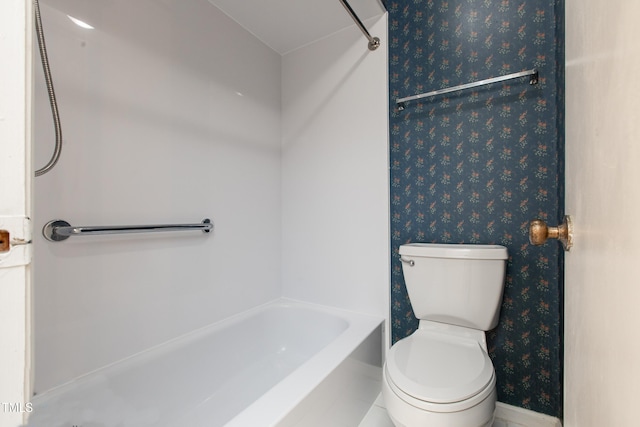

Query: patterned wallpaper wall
[{"left": 387, "top": 0, "right": 564, "bottom": 418}]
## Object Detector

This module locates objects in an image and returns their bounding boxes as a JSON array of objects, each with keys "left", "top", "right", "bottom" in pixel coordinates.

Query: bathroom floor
[{"left": 358, "top": 394, "right": 527, "bottom": 427}]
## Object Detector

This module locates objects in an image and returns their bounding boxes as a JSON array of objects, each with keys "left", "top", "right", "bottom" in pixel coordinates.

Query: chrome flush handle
[{"left": 400, "top": 256, "right": 415, "bottom": 267}]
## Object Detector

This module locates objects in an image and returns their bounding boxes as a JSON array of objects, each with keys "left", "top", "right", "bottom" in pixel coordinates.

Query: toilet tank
[{"left": 399, "top": 243, "right": 508, "bottom": 331}]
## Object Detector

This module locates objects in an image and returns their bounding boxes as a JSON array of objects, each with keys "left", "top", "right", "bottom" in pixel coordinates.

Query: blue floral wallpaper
[{"left": 387, "top": 0, "right": 564, "bottom": 418}]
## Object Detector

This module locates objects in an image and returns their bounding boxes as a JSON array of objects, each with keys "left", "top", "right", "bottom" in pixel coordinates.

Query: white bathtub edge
[{"left": 224, "top": 299, "right": 384, "bottom": 427}]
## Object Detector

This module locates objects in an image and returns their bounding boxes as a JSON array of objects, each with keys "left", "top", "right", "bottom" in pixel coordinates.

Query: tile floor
[
  {"left": 358, "top": 394, "right": 527, "bottom": 427},
  {"left": 357, "top": 394, "right": 393, "bottom": 427}
]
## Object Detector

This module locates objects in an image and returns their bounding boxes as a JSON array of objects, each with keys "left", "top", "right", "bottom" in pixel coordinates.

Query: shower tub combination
[{"left": 27, "top": 299, "right": 384, "bottom": 427}]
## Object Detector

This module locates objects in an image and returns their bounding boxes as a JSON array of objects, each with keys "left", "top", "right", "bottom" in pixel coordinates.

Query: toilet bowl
[
  {"left": 383, "top": 243, "right": 508, "bottom": 427},
  {"left": 382, "top": 323, "right": 497, "bottom": 427}
]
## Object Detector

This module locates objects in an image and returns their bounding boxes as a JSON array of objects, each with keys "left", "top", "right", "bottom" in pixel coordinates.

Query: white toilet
[{"left": 382, "top": 243, "right": 508, "bottom": 427}]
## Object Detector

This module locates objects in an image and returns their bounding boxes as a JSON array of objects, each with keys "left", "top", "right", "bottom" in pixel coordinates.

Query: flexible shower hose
[{"left": 34, "top": 0, "right": 62, "bottom": 177}]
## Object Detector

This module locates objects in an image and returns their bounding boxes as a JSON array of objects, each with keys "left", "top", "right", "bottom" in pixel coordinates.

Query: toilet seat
[{"left": 386, "top": 329, "right": 495, "bottom": 409}]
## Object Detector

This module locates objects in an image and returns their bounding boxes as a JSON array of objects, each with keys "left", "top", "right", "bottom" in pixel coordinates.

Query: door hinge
[{"left": 0, "top": 216, "right": 32, "bottom": 268}]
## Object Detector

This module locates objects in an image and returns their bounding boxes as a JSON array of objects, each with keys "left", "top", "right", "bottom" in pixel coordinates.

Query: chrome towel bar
[
  {"left": 396, "top": 68, "right": 538, "bottom": 110},
  {"left": 43, "top": 218, "right": 213, "bottom": 242}
]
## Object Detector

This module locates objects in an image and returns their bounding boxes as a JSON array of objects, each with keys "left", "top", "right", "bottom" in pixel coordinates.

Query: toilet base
[{"left": 382, "top": 369, "right": 497, "bottom": 427}]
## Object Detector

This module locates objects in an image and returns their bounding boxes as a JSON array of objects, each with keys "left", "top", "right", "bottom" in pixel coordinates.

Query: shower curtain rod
[
  {"left": 43, "top": 218, "right": 213, "bottom": 242},
  {"left": 338, "top": 0, "right": 380, "bottom": 51}
]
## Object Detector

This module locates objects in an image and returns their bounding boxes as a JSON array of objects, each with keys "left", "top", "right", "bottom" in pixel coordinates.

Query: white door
[
  {"left": 0, "top": 1, "right": 32, "bottom": 427},
  {"left": 565, "top": 0, "right": 640, "bottom": 425}
]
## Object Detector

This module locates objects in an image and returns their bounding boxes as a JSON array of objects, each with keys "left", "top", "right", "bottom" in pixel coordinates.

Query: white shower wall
[
  {"left": 281, "top": 16, "right": 389, "bottom": 317},
  {"left": 33, "top": 0, "right": 389, "bottom": 395},
  {"left": 34, "top": 0, "right": 282, "bottom": 393}
]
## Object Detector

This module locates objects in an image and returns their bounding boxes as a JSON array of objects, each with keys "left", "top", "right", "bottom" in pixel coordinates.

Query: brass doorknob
[{"left": 529, "top": 215, "right": 573, "bottom": 251}]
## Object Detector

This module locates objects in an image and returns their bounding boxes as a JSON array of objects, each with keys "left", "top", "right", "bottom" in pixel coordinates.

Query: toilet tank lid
[{"left": 399, "top": 243, "right": 508, "bottom": 260}]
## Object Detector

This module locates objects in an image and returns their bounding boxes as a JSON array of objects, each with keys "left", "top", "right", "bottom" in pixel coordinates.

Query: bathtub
[{"left": 26, "top": 299, "right": 384, "bottom": 427}]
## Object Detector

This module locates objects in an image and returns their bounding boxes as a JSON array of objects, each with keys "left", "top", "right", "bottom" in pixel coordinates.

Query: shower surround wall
[
  {"left": 33, "top": 0, "right": 389, "bottom": 395},
  {"left": 34, "top": 0, "right": 282, "bottom": 393},
  {"left": 281, "top": 16, "right": 389, "bottom": 318},
  {"left": 388, "top": 0, "right": 563, "bottom": 418}
]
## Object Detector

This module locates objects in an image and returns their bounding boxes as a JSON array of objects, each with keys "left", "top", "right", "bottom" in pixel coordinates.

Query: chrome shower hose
[{"left": 34, "top": 0, "right": 63, "bottom": 177}]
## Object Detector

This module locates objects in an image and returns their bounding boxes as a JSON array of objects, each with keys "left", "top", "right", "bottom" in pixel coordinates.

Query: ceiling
[{"left": 206, "top": 0, "right": 386, "bottom": 55}]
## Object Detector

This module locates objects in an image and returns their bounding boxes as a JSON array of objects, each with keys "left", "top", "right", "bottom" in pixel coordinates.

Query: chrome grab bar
[{"left": 43, "top": 218, "right": 213, "bottom": 242}]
